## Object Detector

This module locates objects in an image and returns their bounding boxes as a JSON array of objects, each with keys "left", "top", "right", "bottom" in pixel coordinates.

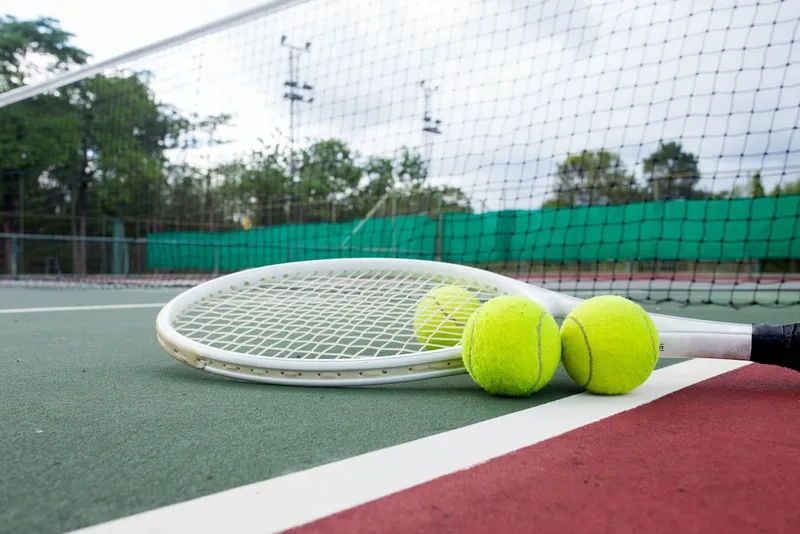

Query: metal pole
[
  {"left": 420, "top": 80, "right": 443, "bottom": 259},
  {"left": 18, "top": 172, "right": 24, "bottom": 272},
  {"left": 281, "top": 35, "right": 313, "bottom": 223},
  {"left": 420, "top": 80, "right": 442, "bottom": 172}
]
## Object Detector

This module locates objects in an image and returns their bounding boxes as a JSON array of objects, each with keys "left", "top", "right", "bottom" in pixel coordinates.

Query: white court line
[
  {"left": 68, "top": 358, "right": 750, "bottom": 534},
  {"left": 0, "top": 303, "right": 165, "bottom": 314}
]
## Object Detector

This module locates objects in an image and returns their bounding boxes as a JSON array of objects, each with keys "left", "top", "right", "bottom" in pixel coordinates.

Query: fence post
[
  {"left": 111, "top": 218, "right": 127, "bottom": 275},
  {"left": 10, "top": 234, "right": 18, "bottom": 278}
]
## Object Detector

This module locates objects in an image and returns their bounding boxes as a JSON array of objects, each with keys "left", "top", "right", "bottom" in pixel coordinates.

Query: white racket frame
[{"left": 155, "top": 257, "right": 755, "bottom": 386}]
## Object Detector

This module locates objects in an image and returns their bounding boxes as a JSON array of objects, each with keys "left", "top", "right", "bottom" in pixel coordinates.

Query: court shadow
[
  {"left": 144, "top": 364, "right": 243, "bottom": 386},
  {"left": 145, "top": 363, "right": 585, "bottom": 402}
]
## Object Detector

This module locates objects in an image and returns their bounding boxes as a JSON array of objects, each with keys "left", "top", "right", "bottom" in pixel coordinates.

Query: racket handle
[{"left": 751, "top": 323, "right": 800, "bottom": 371}]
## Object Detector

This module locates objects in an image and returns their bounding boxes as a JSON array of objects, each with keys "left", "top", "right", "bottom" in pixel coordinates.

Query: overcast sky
[{"left": 4, "top": 0, "right": 800, "bottom": 211}]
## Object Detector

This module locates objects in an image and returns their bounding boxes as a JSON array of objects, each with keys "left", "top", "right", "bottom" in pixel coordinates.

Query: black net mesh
[{"left": 1, "top": 0, "right": 799, "bottom": 307}]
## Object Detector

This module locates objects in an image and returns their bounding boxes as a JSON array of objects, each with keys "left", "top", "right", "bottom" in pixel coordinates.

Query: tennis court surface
[
  {"left": 2, "top": 285, "right": 799, "bottom": 534},
  {"left": 3, "top": 0, "right": 800, "bottom": 531}
]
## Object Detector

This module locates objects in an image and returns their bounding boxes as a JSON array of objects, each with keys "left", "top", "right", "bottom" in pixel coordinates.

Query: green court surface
[{"left": 1, "top": 287, "right": 797, "bottom": 534}]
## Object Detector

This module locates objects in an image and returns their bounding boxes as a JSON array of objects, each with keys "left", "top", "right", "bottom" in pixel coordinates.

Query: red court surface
[{"left": 290, "top": 363, "right": 800, "bottom": 534}]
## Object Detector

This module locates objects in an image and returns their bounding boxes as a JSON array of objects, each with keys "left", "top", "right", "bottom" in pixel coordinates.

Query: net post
[
  {"left": 10, "top": 234, "right": 18, "bottom": 278},
  {"left": 391, "top": 191, "right": 398, "bottom": 258},
  {"left": 111, "top": 218, "right": 125, "bottom": 276}
]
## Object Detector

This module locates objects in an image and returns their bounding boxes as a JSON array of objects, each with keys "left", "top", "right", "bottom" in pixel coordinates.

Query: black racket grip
[{"left": 751, "top": 323, "right": 800, "bottom": 371}]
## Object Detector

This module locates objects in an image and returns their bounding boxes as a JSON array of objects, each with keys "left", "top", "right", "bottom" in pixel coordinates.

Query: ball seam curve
[
  {"left": 521, "top": 311, "right": 546, "bottom": 396},
  {"left": 463, "top": 307, "right": 479, "bottom": 376},
  {"left": 566, "top": 315, "right": 593, "bottom": 389},
  {"left": 431, "top": 296, "right": 467, "bottom": 327},
  {"left": 637, "top": 307, "right": 658, "bottom": 366}
]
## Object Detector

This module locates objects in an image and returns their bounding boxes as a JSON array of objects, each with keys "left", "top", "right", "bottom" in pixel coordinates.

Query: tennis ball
[
  {"left": 461, "top": 295, "right": 561, "bottom": 397},
  {"left": 414, "top": 285, "right": 481, "bottom": 349},
  {"left": 560, "top": 295, "right": 659, "bottom": 395}
]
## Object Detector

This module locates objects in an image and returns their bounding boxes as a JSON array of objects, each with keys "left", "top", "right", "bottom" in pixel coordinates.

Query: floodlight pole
[
  {"left": 421, "top": 80, "right": 444, "bottom": 258},
  {"left": 420, "top": 80, "right": 442, "bottom": 166},
  {"left": 281, "top": 35, "right": 313, "bottom": 221}
]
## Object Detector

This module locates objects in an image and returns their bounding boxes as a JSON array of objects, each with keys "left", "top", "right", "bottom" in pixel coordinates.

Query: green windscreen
[{"left": 145, "top": 196, "right": 800, "bottom": 270}]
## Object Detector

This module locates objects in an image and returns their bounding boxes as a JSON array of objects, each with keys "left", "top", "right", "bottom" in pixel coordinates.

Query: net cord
[{"left": 0, "top": 0, "right": 311, "bottom": 109}]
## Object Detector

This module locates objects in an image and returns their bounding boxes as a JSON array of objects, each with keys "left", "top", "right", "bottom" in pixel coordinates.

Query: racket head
[{"left": 155, "top": 258, "right": 572, "bottom": 386}]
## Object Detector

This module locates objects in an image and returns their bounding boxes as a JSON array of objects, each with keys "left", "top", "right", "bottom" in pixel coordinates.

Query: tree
[
  {"left": 46, "top": 71, "right": 197, "bottom": 273},
  {"left": 298, "top": 139, "right": 363, "bottom": 202},
  {"left": 748, "top": 171, "right": 765, "bottom": 197},
  {"left": 1, "top": 16, "right": 476, "bottom": 274},
  {"left": 544, "top": 150, "right": 640, "bottom": 207},
  {"left": 642, "top": 141, "right": 701, "bottom": 200},
  {"left": 771, "top": 178, "right": 800, "bottom": 196},
  {"left": 0, "top": 16, "right": 89, "bottom": 91},
  {"left": 1, "top": 16, "right": 89, "bottom": 274},
  {"left": 213, "top": 141, "right": 292, "bottom": 227},
  {"left": 709, "top": 184, "right": 744, "bottom": 199},
  {"left": 217, "top": 142, "right": 471, "bottom": 227},
  {"left": 176, "top": 112, "right": 233, "bottom": 232},
  {"left": 341, "top": 146, "right": 469, "bottom": 220}
]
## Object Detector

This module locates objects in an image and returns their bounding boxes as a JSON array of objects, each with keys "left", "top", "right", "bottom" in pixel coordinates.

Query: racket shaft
[
  {"left": 659, "top": 324, "right": 800, "bottom": 372},
  {"left": 658, "top": 331, "right": 752, "bottom": 361}
]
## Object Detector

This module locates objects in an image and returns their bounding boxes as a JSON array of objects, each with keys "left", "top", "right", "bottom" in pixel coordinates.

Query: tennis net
[{"left": 1, "top": 0, "right": 799, "bottom": 307}]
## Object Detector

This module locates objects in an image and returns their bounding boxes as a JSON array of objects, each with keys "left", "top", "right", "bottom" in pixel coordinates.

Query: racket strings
[
  {"left": 172, "top": 268, "right": 501, "bottom": 359},
  {"left": 177, "top": 271, "right": 422, "bottom": 358},
  {"left": 258, "top": 270, "right": 424, "bottom": 358}
]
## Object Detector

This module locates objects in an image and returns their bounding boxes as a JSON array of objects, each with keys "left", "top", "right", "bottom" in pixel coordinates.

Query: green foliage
[
  {"left": 642, "top": 141, "right": 701, "bottom": 200},
  {"left": 0, "top": 16, "right": 473, "bottom": 265},
  {"left": 749, "top": 172, "right": 765, "bottom": 197},
  {"left": 205, "top": 141, "right": 471, "bottom": 227},
  {"left": 709, "top": 184, "right": 744, "bottom": 199},
  {"left": 544, "top": 143, "right": 781, "bottom": 207},
  {"left": 771, "top": 178, "right": 800, "bottom": 196},
  {"left": 544, "top": 150, "right": 641, "bottom": 207},
  {"left": 0, "top": 91, "right": 80, "bottom": 171},
  {"left": 298, "top": 139, "right": 363, "bottom": 202},
  {"left": 0, "top": 16, "right": 89, "bottom": 90},
  {"left": 1, "top": 15, "right": 89, "bottom": 236},
  {"left": 65, "top": 73, "right": 182, "bottom": 217}
]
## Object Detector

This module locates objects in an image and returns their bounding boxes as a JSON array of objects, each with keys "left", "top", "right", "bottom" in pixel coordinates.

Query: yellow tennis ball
[
  {"left": 461, "top": 295, "right": 561, "bottom": 397},
  {"left": 414, "top": 285, "right": 481, "bottom": 349},
  {"left": 560, "top": 295, "right": 659, "bottom": 395}
]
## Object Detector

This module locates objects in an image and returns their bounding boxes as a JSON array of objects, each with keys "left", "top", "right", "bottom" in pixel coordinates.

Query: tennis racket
[{"left": 155, "top": 257, "right": 800, "bottom": 386}]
